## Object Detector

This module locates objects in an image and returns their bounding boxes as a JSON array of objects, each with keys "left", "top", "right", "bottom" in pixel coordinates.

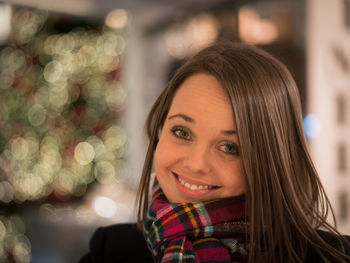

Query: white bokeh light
[{"left": 93, "top": 196, "right": 117, "bottom": 218}]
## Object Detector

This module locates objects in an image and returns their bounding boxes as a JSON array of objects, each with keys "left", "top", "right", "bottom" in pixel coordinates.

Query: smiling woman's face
[{"left": 154, "top": 73, "right": 246, "bottom": 203}]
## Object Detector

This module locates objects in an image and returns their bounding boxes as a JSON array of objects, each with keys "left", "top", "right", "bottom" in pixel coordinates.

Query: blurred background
[{"left": 0, "top": 0, "right": 349, "bottom": 262}]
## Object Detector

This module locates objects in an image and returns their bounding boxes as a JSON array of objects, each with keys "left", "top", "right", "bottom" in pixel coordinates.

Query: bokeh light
[
  {"left": 0, "top": 8, "right": 127, "bottom": 207},
  {"left": 105, "top": 9, "right": 129, "bottom": 29},
  {"left": 74, "top": 142, "right": 95, "bottom": 165},
  {"left": 0, "top": 6, "right": 129, "bottom": 263},
  {"left": 93, "top": 196, "right": 117, "bottom": 218},
  {"left": 164, "top": 13, "right": 218, "bottom": 59},
  {"left": 238, "top": 5, "right": 278, "bottom": 44},
  {"left": 28, "top": 104, "right": 47, "bottom": 127},
  {"left": 303, "top": 114, "right": 321, "bottom": 139},
  {"left": 0, "top": 216, "right": 31, "bottom": 263}
]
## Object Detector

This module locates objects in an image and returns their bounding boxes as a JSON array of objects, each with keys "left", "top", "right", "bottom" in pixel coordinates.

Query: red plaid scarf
[{"left": 143, "top": 183, "right": 249, "bottom": 263}]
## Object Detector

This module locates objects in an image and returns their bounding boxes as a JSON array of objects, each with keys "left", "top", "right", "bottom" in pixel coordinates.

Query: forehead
[{"left": 168, "top": 73, "right": 234, "bottom": 125}]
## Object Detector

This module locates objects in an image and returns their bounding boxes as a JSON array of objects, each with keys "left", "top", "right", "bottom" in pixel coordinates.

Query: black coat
[
  {"left": 79, "top": 223, "right": 350, "bottom": 263},
  {"left": 79, "top": 223, "right": 153, "bottom": 263}
]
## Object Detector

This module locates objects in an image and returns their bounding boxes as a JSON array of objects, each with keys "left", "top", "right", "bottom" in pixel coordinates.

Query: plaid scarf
[{"left": 143, "top": 183, "right": 249, "bottom": 263}]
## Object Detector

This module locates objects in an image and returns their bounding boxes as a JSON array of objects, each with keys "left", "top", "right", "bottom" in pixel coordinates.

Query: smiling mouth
[{"left": 173, "top": 172, "right": 220, "bottom": 191}]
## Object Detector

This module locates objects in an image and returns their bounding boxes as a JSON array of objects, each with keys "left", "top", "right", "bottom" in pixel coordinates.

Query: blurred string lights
[
  {"left": 0, "top": 215, "right": 31, "bottom": 263},
  {"left": 0, "top": 4, "right": 11, "bottom": 43},
  {"left": 0, "top": 7, "right": 129, "bottom": 205},
  {"left": 0, "top": 7, "right": 130, "bottom": 261}
]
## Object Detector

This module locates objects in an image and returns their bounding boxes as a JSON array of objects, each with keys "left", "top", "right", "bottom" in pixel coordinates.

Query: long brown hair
[{"left": 136, "top": 42, "right": 350, "bottom": 262}]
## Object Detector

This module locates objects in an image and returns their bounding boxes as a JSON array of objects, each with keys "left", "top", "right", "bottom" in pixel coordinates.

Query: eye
[
  {"left": 171, "top": 126, "right": 191, "bottom": 141},
  {"left": 218, "top": 142, "right": 239, "bottom": 155}
]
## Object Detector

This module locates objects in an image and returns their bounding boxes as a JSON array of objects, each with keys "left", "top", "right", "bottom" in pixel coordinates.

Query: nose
[{"left": 183, "top": 144, "right": 211, "bottom": 174}]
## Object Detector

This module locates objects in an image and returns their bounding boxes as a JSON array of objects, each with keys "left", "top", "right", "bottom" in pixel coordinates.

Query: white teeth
[
  {"left": 190, "top": 185, "right": 197, "bottom": 190},
  {"left": 178, "top": 176, "right": 214, "bottom": 191}
]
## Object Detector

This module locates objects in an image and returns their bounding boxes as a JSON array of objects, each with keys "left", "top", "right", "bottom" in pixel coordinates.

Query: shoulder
[
  {"left": 78, "top": 223, "right": 153, "bottom": 263},
  {"left": 305, "top": 230, "right": 350, "bottom": 262},
  {"left": 318, "top": 230, "right": 350, "bottom": 247}
]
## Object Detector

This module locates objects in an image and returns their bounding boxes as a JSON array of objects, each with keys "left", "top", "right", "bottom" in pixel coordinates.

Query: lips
[
  {"left": 177, "top": 176, "right": 218, "bottom": 190},
  {"left": 172, "top": 172, "right": 220, "bottom": 193}
]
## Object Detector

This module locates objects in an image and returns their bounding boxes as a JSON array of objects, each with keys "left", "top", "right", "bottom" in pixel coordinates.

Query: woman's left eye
[{"left": 218, "top": 143, "right": 239, "bottom": 155}]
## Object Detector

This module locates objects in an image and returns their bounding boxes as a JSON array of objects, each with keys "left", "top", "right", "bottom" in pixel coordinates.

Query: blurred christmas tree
[{"left": 0, "top": 8, "right": 127, "bottom": 205}]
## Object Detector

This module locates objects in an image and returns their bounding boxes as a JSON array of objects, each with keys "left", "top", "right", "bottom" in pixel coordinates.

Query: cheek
[
  {"left": 233, "top": 164, "right": 246, "bottom": 191},
  {"left": 222, "top": 162, "right": 246, "bottom": 190},
  {"left": 154, "top": 137, "right": 178, "bottom": 199},
  {"left": 154, "top": 136, "right": 173, "bottom": 173},
  {"left": 154, "top": 139, "right": 166, "bottom": 170}
]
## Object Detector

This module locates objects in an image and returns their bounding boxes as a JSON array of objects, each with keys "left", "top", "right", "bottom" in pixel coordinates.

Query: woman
[
  {"left": 137, "top": 42, "right": 350, "bottom": 263},
  {"left": 80, "top": 42, "right": 350, "bottom": 263}
]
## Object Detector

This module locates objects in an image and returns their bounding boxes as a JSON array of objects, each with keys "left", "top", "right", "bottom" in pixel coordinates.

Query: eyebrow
[
  {"left": 168, "top": 113, "right": 194, "bottom": 122},
  {"left": 167, "top": 113, "right": 237, "bottom": 135},
  {"left": 221, "top": 130, "right": 237, "bottom": 135}
]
